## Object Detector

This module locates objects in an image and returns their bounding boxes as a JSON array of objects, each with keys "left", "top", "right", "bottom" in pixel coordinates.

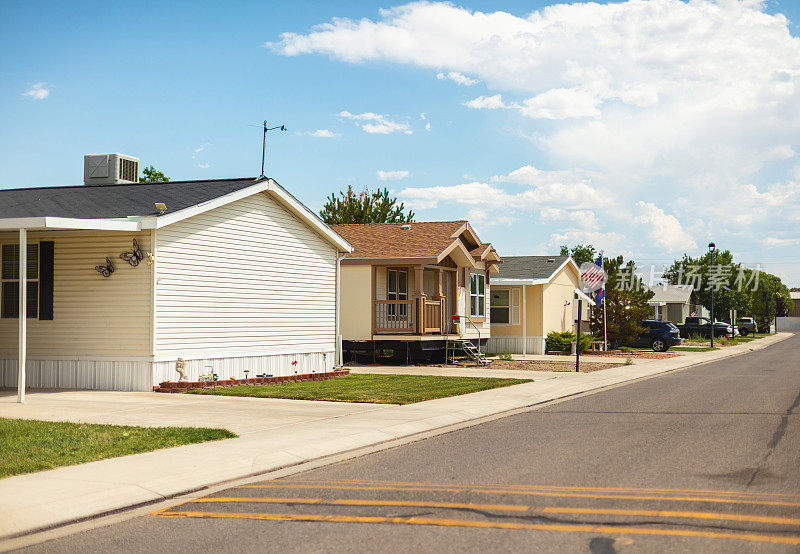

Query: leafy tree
[
  {"left": 320, "top": 186, "right": 414, "bottom": 225},
  {"left": 560, "top": 244, "right": 597, "bottom": 267},
  {"left": 139, "top": 166, "right": 170, "bottom": 183},
  {"left": 588, "top": 255, "right": 654, "bottom": 349},
  {"left": 662, "top": 250, "right": 751, "bottom": 321},
  {"left": 752, "top": 273, "right": 793, "bottom": 331}
]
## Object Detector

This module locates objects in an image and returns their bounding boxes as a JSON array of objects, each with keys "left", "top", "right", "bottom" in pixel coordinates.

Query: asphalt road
[{"left": 16, "top": 334, "right": 800, "bottom": 553}]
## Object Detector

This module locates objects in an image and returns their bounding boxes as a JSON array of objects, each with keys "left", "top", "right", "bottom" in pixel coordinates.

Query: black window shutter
[{"left": 38, "top": 241, "right": 54, "bottom": 320}]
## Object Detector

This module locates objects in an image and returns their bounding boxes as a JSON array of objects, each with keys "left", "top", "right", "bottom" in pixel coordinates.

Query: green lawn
[
  {"left": 0, "top": 418, "right": 236, "bottom": 478},
  {"left": 188, "top": 374, "right": 532, "bottom": 405}
]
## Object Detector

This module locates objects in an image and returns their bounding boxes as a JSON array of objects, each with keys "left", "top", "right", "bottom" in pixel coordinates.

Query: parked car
[
  {"left": 676, "top": 316, "right": 733, "bottom": 339},
  {"left": 737, "top": 317, "right": 758, "bottom": 336},
  {"left": 631, "top": 320, "right": 683, "bottom": 352}
]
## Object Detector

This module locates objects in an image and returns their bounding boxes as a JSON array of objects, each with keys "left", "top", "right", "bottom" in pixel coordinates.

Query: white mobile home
[{"left": 0, "top": 155, "right": 351, "bottom": 395}]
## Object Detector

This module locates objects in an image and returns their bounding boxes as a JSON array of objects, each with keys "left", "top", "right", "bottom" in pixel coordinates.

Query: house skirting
[
  {"left": 1, "top": 351, "right": 335, "bottom": 392},
  {"left": 486, "top": 336, "right": 545, "bottom": 355}
]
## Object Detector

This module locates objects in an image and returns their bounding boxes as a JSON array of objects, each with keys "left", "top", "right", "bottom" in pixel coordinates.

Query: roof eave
[{"left": 0, "top": 217, "right": 141, "bottom": 232}]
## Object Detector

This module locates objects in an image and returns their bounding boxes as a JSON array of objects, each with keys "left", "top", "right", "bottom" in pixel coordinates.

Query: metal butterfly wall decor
[
  {"left": 95, "top": 257, "right": 115, "bottom": 278},
  {"left": 120, "top": 239, "right": 144, "bottom": 267}
]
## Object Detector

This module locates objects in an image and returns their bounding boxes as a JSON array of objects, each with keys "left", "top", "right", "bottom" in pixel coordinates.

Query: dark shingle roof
[
  {"left": 0, "top": 178, "right": 260, "bottom": 219},
  {"left": 497, "top": 255, "right": 571, "bottom": 280}
]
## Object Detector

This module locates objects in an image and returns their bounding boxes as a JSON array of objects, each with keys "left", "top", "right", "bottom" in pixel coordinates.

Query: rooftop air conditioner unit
[{"left": 84, "top": 153, "right": 140, "bottom": 186}]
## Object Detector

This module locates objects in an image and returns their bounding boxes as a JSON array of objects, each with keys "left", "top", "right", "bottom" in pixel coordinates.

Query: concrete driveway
[{"left": 0, "top": 389, "right": 383, "bottom": 436}]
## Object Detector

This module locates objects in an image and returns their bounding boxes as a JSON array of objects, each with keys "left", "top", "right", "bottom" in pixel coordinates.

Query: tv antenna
[{"left": 260, "top": 120, "right": 286, "bottom": 178}]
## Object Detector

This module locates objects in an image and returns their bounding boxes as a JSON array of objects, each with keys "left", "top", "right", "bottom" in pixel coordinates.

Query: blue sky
[{"left": 2, "top": 0, "right": 799, "bottom": 285}]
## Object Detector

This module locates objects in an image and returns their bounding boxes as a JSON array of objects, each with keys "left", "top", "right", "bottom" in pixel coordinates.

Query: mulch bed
[{"left": 154, "top": 369, "right": 349, "bottom": 393}]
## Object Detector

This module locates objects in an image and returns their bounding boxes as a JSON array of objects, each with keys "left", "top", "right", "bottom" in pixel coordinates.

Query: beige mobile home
[
  {"left": 489, "top": 255, "right": 594, "bottom": 355},
  {"left": 332, "top": 221, "right": 501, "bottom": 363},
  {"left": 1, "top": 156, "right": 351, "bottom": 396}
]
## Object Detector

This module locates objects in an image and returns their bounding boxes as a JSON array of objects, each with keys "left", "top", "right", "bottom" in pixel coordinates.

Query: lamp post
[{"left": 709, "top": 242, "right": 716, "bottom": 348}]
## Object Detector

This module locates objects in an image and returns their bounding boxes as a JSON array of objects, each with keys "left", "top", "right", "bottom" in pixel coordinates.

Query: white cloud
[
  {"left": 377, "top": 170, "right": 410, "bottom": 181},
  {"left": 197, "top": 163, "right": 210, "bottom": 169},
  {"left": 463, "top": 94, "right": 506, "bottom": 110},
  {"left": 468, "top": 208, "right": 515, "bottom": 227},
  {"left": 763, "top": 237, "right": 800, "bottom": 247},
  {"left": 634, "top": 201, "right": 697, "bottom": 252},
  {"left": 520, "top": 88, "right": 600, "bottom": 120},
  {"left": 420, "top": 112, "right": 431, "bottom": 131},
  {"left": 339, "top": 110, "right": 412, "bottom": 134},
  {"left": 540, "top": 208, "right": 598, "bottom": 228},
  {"left": 305, "top": 129, "right": 341, "bottom": 138},
  {"left": 547, "top": 230, "right": 630, "bottom": 257},
  {"left": 400, "top": 164, "right": 612, "bottom": 211},
  {"left": 437, "top": 71, "right": 479, "bottom": 86},
  {"left": 23, "top": 83, "right": 50, "bottom": 100}
]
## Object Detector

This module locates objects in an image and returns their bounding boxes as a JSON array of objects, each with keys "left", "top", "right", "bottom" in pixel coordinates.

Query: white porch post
[
  {"left": 522, "top": 284, "right": 527, "bottom": 356},
  {"left": 17, "top": 229, "right": 27, "bottom": 403}
]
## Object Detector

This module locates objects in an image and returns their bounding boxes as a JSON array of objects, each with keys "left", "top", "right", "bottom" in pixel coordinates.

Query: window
[
  {"left": 490, "top": 287, "right": 520, "bottom": 325},
  {"left": 470, "top": 272, "right": 485, "bottom": 317},
  {"left": 1, "top": 243, "right": 39, "bottom": 319},
  {"left": 387, "top": 268, "right": 408, "bottom": 317},
  {"left": 491, "top": 289, "right": 510, "bottom": 324}
]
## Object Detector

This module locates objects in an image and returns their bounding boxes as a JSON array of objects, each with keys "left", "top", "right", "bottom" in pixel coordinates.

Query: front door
[
  {"left": 443, "top": 271, "right": 454, "bottom": 333},
  {"left": 387, "top": 268, "right": 408, "bottom": 318}
]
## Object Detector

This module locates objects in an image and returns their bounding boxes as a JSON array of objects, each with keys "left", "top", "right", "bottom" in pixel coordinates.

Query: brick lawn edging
[{"left": 154, "top": 369, "right": 350, "bottom": 393}]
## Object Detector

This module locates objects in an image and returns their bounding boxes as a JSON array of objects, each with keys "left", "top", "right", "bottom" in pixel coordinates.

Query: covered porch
[{"left": 372, "top": 264, "right": 457, "bottom": 336}]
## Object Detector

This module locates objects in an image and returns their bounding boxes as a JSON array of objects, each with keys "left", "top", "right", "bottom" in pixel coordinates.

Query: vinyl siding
[
  {"left": 154, "top": 192, "right": 338, "bottom": 359},
  {"left": 340, "top": 265, "right": 372, "bottom": 341},
  {"left": 0, "top": 230, "right": 152, "bottom": 358},
  {"left": 543, "top": 263, "right": 580, "bottom": 334},
  {"left": 490, "top": 284, "right": 544, "bottom": 337}
]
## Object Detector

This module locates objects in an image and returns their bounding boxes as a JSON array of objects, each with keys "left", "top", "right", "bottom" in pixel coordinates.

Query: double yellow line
[{"left": 152, "top": 509, "right": 800, "bottom": 546}]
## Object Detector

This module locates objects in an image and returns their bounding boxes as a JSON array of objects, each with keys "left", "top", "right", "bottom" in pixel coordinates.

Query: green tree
[
  {"left": 559, "top": 244, "right": 597, "bottom": 267},
  {"left": 752, "top": 273, "right": 793, "bottom": 331},
  {"left": 139, "top": 166, "right": 170, "bottom": 183},
  {"left": 662, "top": 250, "right": 751, "bottom": 321},
  {"left": 320, "top": 186, "right": 414, "bottom": 225},
  {"left": 589, "top": 255, "right": 654, "bottom": 348}
]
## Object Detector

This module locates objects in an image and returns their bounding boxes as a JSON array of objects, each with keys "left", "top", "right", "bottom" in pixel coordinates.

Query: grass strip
[
  {"left": 0, "top": 418, "right": 236, "bottom": 478},
  {"left": 188, "top": 374, "right": 532, "bottom": 405}
]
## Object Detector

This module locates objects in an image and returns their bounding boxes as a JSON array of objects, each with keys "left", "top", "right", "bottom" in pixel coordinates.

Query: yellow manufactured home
[
  {"left": 489, "top": 256, "right": 594, "bottom": 355},
  {"left": 1, "top": 163, "right": 351, "bottom": 396},
  {"left": 332, "top": 221, "right": 501, "bottom": 363}
]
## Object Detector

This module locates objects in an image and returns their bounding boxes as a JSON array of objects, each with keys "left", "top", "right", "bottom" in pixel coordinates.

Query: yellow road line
[
  {"left": 152, "top": 510, "right": 800, "bottom": 546},
  {"left": 188, "top": 497, "right": 529, "bottom": 512},
  {"left": 539, "top": 507, "right": 800, "bottom": 526},
  {"left": 180, "top": 497, "right": 800, "bottom": 526},
  {"left": 278, "top": 478, "right": 800, "bottom": 500},
  {"left": 235, "top": 483, "right": 800, "bottom": 508}
]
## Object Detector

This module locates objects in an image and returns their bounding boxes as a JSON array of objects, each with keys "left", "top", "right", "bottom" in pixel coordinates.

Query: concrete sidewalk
[{"left": 0, "top": 332, "right": 791, "bottom": 541}]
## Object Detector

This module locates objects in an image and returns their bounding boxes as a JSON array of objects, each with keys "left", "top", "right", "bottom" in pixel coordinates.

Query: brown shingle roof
[{"left": 331, "top": 221, "right": 468, "bottom": 259}]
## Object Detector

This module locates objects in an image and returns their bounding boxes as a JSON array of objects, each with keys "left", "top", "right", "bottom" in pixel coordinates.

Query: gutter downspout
[{"left": 335, "top": 252, "right": 347, "bottom": 368}]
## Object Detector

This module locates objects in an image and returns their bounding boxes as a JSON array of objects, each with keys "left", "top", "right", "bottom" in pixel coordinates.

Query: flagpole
[{"left": 601, "top": 252, "right": 608, "bottom": 351}]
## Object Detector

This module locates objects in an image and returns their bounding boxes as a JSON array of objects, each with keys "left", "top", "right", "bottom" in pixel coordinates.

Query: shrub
[
  {"left": 499, "top": 350, "right": 513, "bottom": 361},
  {"left": 546, "top": 331, "right": 592, "bottom": 353}
]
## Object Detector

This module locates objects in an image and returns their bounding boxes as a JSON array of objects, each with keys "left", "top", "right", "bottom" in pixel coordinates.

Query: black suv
[{"left": 631, "top": 320, "right": 683, "bottom": 352}]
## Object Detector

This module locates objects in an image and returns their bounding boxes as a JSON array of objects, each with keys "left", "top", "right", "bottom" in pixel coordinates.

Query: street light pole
[{"left": 709, "top": 242, "right": 716, "bottom": 349}]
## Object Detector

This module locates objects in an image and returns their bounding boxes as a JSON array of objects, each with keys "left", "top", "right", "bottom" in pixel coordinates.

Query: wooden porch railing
[
  {"left": 374, "top": 298, "right": 446, "bottom": 334},
  {"left": 374, "top": 300, "right": 415, "bottom": 333},
  {"left": 423, "top": 298, "right": 445, "bottom": 334}
]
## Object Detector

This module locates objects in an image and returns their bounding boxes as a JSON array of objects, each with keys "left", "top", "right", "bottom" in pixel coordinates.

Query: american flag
[{"left": 581, "top": 255, "right": 606, "bottom": 290}]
